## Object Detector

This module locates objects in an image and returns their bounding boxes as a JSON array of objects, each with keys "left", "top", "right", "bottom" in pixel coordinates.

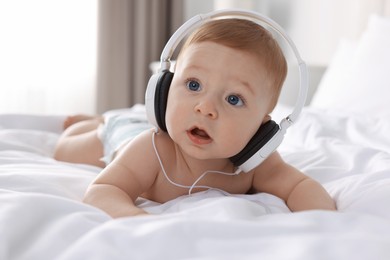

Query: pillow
[
  {"left": 310, "top": 15, "right": 390, "bottom": 117},
  {"left": 310, "top": 39, "right": 357, "bottom": 108}
]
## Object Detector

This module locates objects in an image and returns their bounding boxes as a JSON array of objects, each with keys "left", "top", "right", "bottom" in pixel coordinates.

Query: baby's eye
[
  {"left": 186, "top": 80, "right": 201, "bottom": 92},
  {"left": 226, "top": 94, "right": 244, "bottom": 106}
]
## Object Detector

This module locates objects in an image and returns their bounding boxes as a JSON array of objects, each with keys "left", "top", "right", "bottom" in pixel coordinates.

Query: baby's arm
[
  {"left": 83, "top": 130, "right": 159, "bottom": 218},
  {"left": 252, "top": 152, "right": 336, "bottom": 211}
]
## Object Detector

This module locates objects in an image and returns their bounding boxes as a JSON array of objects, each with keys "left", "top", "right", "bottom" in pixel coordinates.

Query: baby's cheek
[
  {"left": 223, "top": 130, "right": 252, "bottom": 156},
  {"left": 165, "top": 106, "right": 178, "bottom": 129}
]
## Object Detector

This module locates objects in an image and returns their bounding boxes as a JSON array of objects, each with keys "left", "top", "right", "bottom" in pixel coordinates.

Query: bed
[{"left": 2, "top": 14, "right": 390, "bottom": 260}]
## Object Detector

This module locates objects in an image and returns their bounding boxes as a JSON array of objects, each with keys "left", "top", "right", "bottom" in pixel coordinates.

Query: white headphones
[{"left": 145, "top": 9, "right": 308, "bottom": 173}]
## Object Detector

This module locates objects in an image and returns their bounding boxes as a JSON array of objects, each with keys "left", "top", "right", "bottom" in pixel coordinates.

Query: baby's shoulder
[
  {"left": 113, "top": 129, "right": 169, "bottom": 174},
  {"left": 252, "top": 151, "right": 285, "bottom": 173},
  {"left": 122, "top": 129, "right": 174, "bottom": 156}
]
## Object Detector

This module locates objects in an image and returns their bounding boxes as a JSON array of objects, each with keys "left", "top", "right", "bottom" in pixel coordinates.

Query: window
[{"left": 0, "top": 0, "right": 97, "bottom": 114}]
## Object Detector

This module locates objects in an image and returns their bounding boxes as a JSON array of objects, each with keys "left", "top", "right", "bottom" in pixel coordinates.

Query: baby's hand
[{"left": 132, "top": 208, "right": 149, "bottom": 216}]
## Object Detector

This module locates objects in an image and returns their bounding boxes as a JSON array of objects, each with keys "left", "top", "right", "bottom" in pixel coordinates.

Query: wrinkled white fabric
[{"left": 1, "top": 106, "right": 390, "bottom": 260}]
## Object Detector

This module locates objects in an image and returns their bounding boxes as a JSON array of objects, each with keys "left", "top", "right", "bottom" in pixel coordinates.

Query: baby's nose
[{"left": 194, "top": 100, "right": 218, "bottom": 119}]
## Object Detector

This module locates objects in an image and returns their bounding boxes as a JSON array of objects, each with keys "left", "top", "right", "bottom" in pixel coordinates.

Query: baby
[{"left": 54, "top": 18, "right": 336, "bottom": 218}]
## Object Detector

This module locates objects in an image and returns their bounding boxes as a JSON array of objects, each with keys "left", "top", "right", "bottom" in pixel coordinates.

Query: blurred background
[{"left": 0, "top": 0, "right": 388, "bottom": 115}]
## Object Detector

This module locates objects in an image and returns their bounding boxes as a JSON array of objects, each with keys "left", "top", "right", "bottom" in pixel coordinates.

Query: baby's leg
[
  {"left": 63, "top": 115, "right": 101, "bottom": 129},
  {"left": 54, "top": 117, "right": 105, "bottom": 168}
]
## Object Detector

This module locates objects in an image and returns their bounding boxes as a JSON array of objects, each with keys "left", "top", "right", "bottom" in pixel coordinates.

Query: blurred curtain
[
  {"left": 96, "top": 0, "right": 184, "bottom": 113},
  {"left": 386, "top": 0, "right": 390, "bottom": 15}
]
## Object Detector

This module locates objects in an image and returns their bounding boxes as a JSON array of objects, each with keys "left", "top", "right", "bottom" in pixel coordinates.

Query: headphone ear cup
[
  {"left": 229, "top": 120, "right": 279, "bottom": 168},
  {"left": 154, "top": 71, "right": 174, "bottom": 132}
]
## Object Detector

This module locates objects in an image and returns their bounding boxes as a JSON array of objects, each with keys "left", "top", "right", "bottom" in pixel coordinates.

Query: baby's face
[{"left": 165, "top": 41, "right": 272, "bottom": 160}]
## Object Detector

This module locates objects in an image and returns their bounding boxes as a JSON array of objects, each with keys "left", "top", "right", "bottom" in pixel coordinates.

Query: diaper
[{"left": 98, "top": 105, "right": 152, "bottom": 165}]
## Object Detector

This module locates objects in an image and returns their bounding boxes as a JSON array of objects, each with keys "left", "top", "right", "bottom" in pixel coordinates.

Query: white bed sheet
[{"left": 1, "top": 106, "right": 390, "bottom": 260}]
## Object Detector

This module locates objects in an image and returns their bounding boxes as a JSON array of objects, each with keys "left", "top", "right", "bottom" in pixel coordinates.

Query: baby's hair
[{"left": 178, "top": 18, "right": 287, "bottom": 112}]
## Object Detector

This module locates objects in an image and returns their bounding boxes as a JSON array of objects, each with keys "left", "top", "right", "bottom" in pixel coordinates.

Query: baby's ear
[{"left": 262, "top": 115, "right": 272, "bottom": 124}]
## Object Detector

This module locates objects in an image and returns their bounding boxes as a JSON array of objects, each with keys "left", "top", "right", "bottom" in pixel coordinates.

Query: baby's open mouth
[
  {"left": 187, "top": 127, "right": 212, "bottom": 145},
  {"left": 190, "top": 127, "right": 210, "bottom": 140}
]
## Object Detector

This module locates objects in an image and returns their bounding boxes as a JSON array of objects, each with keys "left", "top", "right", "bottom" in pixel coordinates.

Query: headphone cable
[{"left": 151, "top": 131, "right": 241, "bottom": 195}]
